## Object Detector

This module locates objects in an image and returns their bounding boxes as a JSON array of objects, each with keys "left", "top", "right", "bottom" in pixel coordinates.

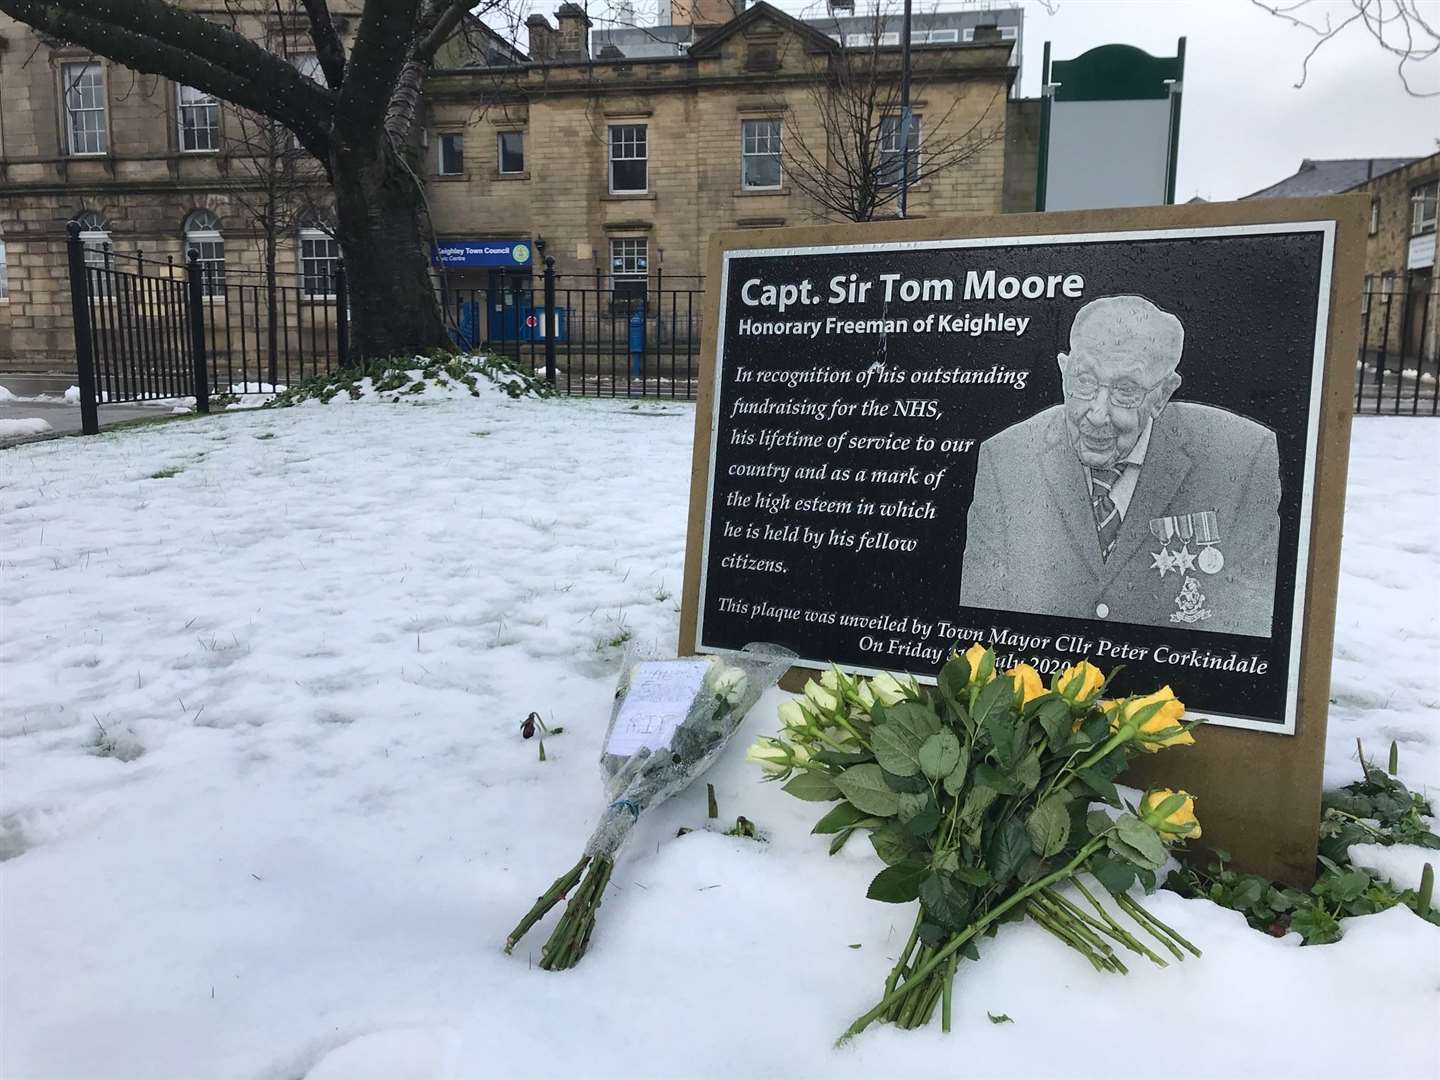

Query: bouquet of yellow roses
[{"left": 749, "top": 645, "right": 1203, "bottom": 1042}]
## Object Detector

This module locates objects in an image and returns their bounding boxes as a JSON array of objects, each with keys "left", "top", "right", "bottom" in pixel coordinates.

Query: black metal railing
[
  {"left": 1356, "top": 275, "right": 1438, "bottom": 416},
  {"left": 438, "top": 259, "right": 704, "bottom": 399}
]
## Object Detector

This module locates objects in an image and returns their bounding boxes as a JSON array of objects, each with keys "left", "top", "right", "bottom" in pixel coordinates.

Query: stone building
[
  {"left": 0, "top": 0, "right": 1032, "bottom": 372},
  {"left": 422, "top": 1, "right": 1023, "bottom": 311},
  {"left": 1246, "top": 153, "right": 1438, "bottom": 371}
]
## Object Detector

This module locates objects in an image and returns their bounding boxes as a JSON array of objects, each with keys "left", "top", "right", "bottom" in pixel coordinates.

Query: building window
[
  {"left": 845, "top": 33, "right": 873, "bottom": 47},
  {"left": 922, "top": 29, "right": 959, "bottom": 43},
  {"left": 962, "top": 25, "right": 1018, "bottom": 41},
  {"left": 299, "top": 223, "right": 340, "bottom": 298},
  {"left": 878, "top": 114, "right": 922, "bottom": 186},
  {"left": 609, "top": 124, "right": 647, "bottom": 194},
  {"left": 1412, "top": 180, "right": 1438, "bottom": 236},
  {"left": 610, "top": 237, "right": 648, "bottom": 302},
  {"left": 436, "top": 132, "right": 464, "bottom": 176},
  {"left": 1369, "top": 197, "right": 1380, "bottom": 236},
  {"left": 741, "top": 119, "right": 782, "bottom": 190},
  {"left": 183, "top": 210, "right": 225, "bottom": 297},
  {"left": 177, "top": 84, "right": 220, "bottom": 152},
  {"left": 76, "top": 210, "right": 111, "bottom": 296},
  {"left": 1362, "top": 273, "right": 1373, "bottom": 316},
  {"left": 0, "top": 238, "right": 8, "bottom": 301},
  {"left": 62, "top": 62, "right": 108, "bottom": 156},
  {"left": 498, "top": 131, "right": 525, "bottom": 175}
]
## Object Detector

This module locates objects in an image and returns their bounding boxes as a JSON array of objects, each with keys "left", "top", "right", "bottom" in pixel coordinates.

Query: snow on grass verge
[
  {"left": 0, "top": 417, "right": 54, "bottom": 439},
  {"left": 0, "top": 407, "right": 1436, "bottom": 1080}
]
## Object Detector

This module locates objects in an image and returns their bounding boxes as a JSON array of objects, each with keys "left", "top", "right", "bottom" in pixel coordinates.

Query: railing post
[
  {"left": 65, "top": 220, "right": 101, "bottom": 435},
  {"left": 334, "top": 261, "right": 350, "bottom": 369},
  {"left": 543, "top": 255, "right": 557, "bottom": 386},
  {"left": 186, "top": 248, "right": 210, "bottom": 415}
]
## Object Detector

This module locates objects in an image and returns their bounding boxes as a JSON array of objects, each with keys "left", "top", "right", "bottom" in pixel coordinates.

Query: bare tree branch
[
  {"left": 300, "top": 0, "right": 349, "bottom": 88},
  {"left": 1252, "top": 0, "right": 1439, "bottom": 97}
]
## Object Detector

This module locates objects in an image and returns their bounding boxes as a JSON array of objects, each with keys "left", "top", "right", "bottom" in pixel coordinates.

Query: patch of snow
[
  {"left": 1349, "top": 842, "right": 1439, "bottom": 905},
  {"left": 0, "top": 385, "right": 16, "bottom": 402},
  {"left": 0, "top": 403, "right": 1436, "bottom": 1078},
  {"left": 0, "top": 418, "right": 53, "bottom": 439}
]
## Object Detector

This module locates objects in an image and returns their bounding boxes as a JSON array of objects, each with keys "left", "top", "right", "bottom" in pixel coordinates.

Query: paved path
[{"left": 1, "top": 374, "right": 179, "bottom": 446}]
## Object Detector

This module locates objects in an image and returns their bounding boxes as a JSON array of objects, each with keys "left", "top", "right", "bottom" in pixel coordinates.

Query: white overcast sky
[{"left": 751, "top": 0, "right": 1440, "bottom": 200}]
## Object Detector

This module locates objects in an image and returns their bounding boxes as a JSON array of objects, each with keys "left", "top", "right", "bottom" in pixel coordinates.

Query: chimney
[
  {"left": 971, "top": 22, "right": 1002, "bottom": 42},
  {"left": 526, "top": 13, "right": 556, "bottom": 62},
  {"left": 554, "top": 3, "right": 592, "bottom": 60}
]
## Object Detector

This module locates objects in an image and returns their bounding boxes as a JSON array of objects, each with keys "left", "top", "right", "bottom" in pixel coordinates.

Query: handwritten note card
[{"left": 605, "top": 659, "right": 711, "bottom": 756}]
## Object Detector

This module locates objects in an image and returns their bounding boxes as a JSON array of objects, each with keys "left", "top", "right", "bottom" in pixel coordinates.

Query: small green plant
[
  {"left": 265, "top": 351, "right": 555, "bottom": 408},
  {"left": 520, "top": 711, "right": 564, "bottom": 762},
  {"left": 149, "top": 466, "right": 183, "bottom": 479},
  {"left": 1165, "top": 743, "right": 1439, "bottom": 944},
  {"left": 253, "top": 432, "right": 276, "bottom": 441}
]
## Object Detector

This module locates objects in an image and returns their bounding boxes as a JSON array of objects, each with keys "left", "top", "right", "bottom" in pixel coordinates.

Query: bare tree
[
  {"left": 1252, "top": 0, "right": 1439, "bottom": 97},
  {"left": 772, "top": 11, "right": 1005, "bottom": 223},
  {"left": 0, "top": 0, "right": 504, "bottom": 359}
]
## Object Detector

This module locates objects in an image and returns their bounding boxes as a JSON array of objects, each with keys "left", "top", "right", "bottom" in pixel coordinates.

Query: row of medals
[{"left": 1149, "top": 510, "right": 1223, "bottom": 578}]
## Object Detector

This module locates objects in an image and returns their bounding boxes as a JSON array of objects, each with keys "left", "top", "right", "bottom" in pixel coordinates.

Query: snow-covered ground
[{"left": 1, "top": 394, "right": 1436, "bottom": 1080}]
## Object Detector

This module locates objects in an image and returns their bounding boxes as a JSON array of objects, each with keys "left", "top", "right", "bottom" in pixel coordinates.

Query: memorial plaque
[{"left": 680, "top": 198, "right": 1367, "bottom": 883}]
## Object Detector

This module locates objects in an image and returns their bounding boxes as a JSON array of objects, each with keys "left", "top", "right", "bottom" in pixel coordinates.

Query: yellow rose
[
  {"left": 745, "top": 737, "right": 791, "bottom": 776},
  {"left": 1139, "top": 788, "right": 1202, "bottom": 841},
  {"left": 778, "top": 698, "right": 811, "bottom": 731},
  {"left": 962, "top": 643, "right": 996, "bottom": 684},
  {"left": 867, "top": 671, "right": 909, "bottom": 707},
  {"left": 1006, "top": 663, "right": 1047, "bottom": 705},
  {"left": 1113, "top": 686, "right": 1194, "bottom": 752},
  {"left": 1057, "top": 661, "right": 1106, "bottom": 703}
]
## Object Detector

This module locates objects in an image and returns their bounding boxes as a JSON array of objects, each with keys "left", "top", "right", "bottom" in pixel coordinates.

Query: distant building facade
[{"left": 0, "top": 1, "right": 1037, "bottom": 371}]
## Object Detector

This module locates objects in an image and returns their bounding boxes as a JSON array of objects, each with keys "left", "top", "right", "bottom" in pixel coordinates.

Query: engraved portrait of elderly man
[{"left": 959, "top": 294, "right": 1281, "bottom": 637}]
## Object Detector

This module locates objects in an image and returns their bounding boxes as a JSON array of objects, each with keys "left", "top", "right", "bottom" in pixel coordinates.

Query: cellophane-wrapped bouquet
[
  {"left": 506, "top": 642, "right": 795, "bottom": 970},
  {"left": 748, "top": 644, "right": 1204, "bottom": 1042}
]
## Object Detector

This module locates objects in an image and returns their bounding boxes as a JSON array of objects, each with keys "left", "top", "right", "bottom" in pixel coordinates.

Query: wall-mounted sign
[
  {"left": 433, "top": 240, "right": 532, "bottom": 268},
  {"left": 1038, "top": 41, "right": 1185, "bottom": 211},
  {"left": 679, "top": 197, "right": 1367, "bottom": 883}
]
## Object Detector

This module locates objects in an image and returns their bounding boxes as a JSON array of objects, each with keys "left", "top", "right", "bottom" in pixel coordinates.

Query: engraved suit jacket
[{"left": 958, "top": 402, "right": 1281, "bottom": 637}]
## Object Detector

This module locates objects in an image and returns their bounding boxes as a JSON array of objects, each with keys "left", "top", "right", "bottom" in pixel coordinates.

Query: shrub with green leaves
[
  {"left": 749, "top": 645, "right": 1204, "bottom": 1043},
  {"left": 265, "top": 350, "right": 556, "bottom": 408}
]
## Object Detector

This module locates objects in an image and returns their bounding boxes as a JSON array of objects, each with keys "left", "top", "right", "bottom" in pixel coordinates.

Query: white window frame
[
  {"left": 740, "top": 118, "right": 782, "bottom": 191},
  {"left": 878, "top": 114, "right": 923, "bottom": 187},
  {"left": 497, "top": 130, "right": 525, "bottom": 175},
  {"left": 1411, "top": 180, "right": 1438, "bottom": 237},
  {"left": 608, "top": 124, "right": 648, "bottom": 194},
  {"left": 1369, "top": 197, "right": 1380, "bottom": 236},
  {"left": 923, "top": 29, "right": 959, "bottom": 44},
  {"left": 76, "top": 212, "right": 112, "bottom": 297},
  {"left": 62, "top": 62, "right": 108, "bottom": 156},
  {"left": 436, "top": 131, "right": 464, "bottom": 176},
  {"left": 845, "top": 32, "right": 873, "bottom": 47},
  {"left": 184, "top": 211, "right": 225, "bottom": 298},
  {"left": 0, "top": 238, "right": 8, "bottom": 301},
  {"left": 177, "top": 84, "right": 220, "bottom": 153},
  {"left": 299, "top": 227, "right": 340, "bottom": 299},
  {"left": 609, "top": 237, "right": 648, "bottom": 302}
]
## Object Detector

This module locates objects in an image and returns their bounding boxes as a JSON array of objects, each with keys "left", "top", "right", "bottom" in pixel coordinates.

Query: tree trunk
[{"left": 331, "top": 138, "right": 448, "bottom": 362}]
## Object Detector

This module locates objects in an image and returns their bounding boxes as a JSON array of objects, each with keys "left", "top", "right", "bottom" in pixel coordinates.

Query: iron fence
[{"left": 1355, "top": 275, "right": 1438, "bottom": 416}]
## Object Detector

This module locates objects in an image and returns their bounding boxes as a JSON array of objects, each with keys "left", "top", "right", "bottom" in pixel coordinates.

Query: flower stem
[
  {"left": 1032, "top": 893, "right": 1127, "bottom": 973},
  {"left": 940, "top": 955, "right": 956, "bottom": 1033},
  {"left": 1066, "top": 878, "right": 1169, "bottom": 967},
  {"left": 1115, "top": 890, "right": 1201, "bottom": 958},
  {"left": 837, "top": 836, "right": 1107, "bottom": 1045},
  {"left": 504, "top": 854, "right": 591, "bottom": 955},
  {"left": 1028, "top": 901, "right": 1113, "bottom": 972},
  {"left": 882, "top": 913, "right": 924, "bottom": 1005}
]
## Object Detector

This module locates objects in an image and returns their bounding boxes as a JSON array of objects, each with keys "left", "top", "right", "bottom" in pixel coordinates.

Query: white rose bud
[
  {"left": 803, "top": 679, "right": 839, "bottom": 715},
  {"left": 868, "top": 671, "right": 908, "bottom": 706},
  {"left": 706, "top": 664, "right": 749, "bottom": 707},
  {"left": 856, "top": 680, "right": 876, "bottom": 710},
  {"left": 778, "top": 698, "right": 811, "bottom": 730}
]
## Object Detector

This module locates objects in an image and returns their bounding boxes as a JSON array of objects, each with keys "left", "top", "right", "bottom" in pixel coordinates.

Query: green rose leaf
[
  {"left": 937, "top": 656, "right": 970, "bottom": 705},
  {"left": 881, "top": 767, "right": 929, "bottom": 794},
  {"left": 1112, "top": 815, "right": 1169, "bottom": 869},
  {"left": 1013, "top": 748, "right": 1042, "bottom": 793},
  {"left": 1074, "top": 768, "right": 1120, "bottom": 805},
  {"left": 866, "top": 861, "right": 928, "bottom": 904},
  {"left": 1034, "top": 698, "right": 1073, "bottom": 748},
  {"left": 961, "top": 784, "right": 999, "bottom": 824},
  {"left": 919, "top": 871, "right": 973, "bottom": 931},
  {"left": 919, "top": 729, "right": 962, "bottom": 781},
  {"left": 870, "top": 822, "right": 918, "bottom": 866},
  {"left": 811, "top": 801, "right": 869, "bottom": 835},
  {"left": 898, "top": 791, "right": 942, "bottom": 837},
  {"left": 1026, "top": 795, "right": 1071, "bottom": 858},
  {"left": 917, "top": 920, "right": 948, "bottom": 948},
  {"left": 872, "top": 722, "right": 926, "bottom": 778},
  {"left": 952, "top": 863, "right": 991, "bottom": 887},
  {"left": 835, "top": 764, "right": 901, "bottom": 817},
  {"left": 829, "top": 828, "right": 856, "bottom": 856},
  {"left": 811, "top": 749, "right": 873, "bottom": 768},
  {"left": 782, "top": 771, "right": 842, "bottom": 802},
  {"left": 974, "top": 762, "right": 1023, "bottom": 796},
  {"left": 974, "top": 678, "right": 1019, "bottom": 765},
  {"left": 986, "top": 815, "right": 1033, "bottom": 885},
  {"left": 1086, "top": 810, "right": 1116, "bottom": 836},
  {"left": 942, "top": 747, "right": 970, "bottom": 797},
  {"left": 1087, "top": 852, "right": 1136, "bottom": 895}
]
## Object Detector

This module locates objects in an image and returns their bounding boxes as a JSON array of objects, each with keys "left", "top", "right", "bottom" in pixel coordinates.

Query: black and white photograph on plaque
[
  {"left": 958, "top": 294, "right": 1282, "bottom": 638},
  {"left": 695, "top": 223, "right": 1335, "bottom": 733}
]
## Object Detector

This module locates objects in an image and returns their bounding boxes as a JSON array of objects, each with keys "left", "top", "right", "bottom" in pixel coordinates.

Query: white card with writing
[{"left": 605, "top": 659, "right": 711, "bottom": 756}]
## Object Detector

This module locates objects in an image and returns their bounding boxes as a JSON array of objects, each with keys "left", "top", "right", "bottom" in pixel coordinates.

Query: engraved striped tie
[{"left": 1089, "top": 463, "right": 1129, "bottom": 562}]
